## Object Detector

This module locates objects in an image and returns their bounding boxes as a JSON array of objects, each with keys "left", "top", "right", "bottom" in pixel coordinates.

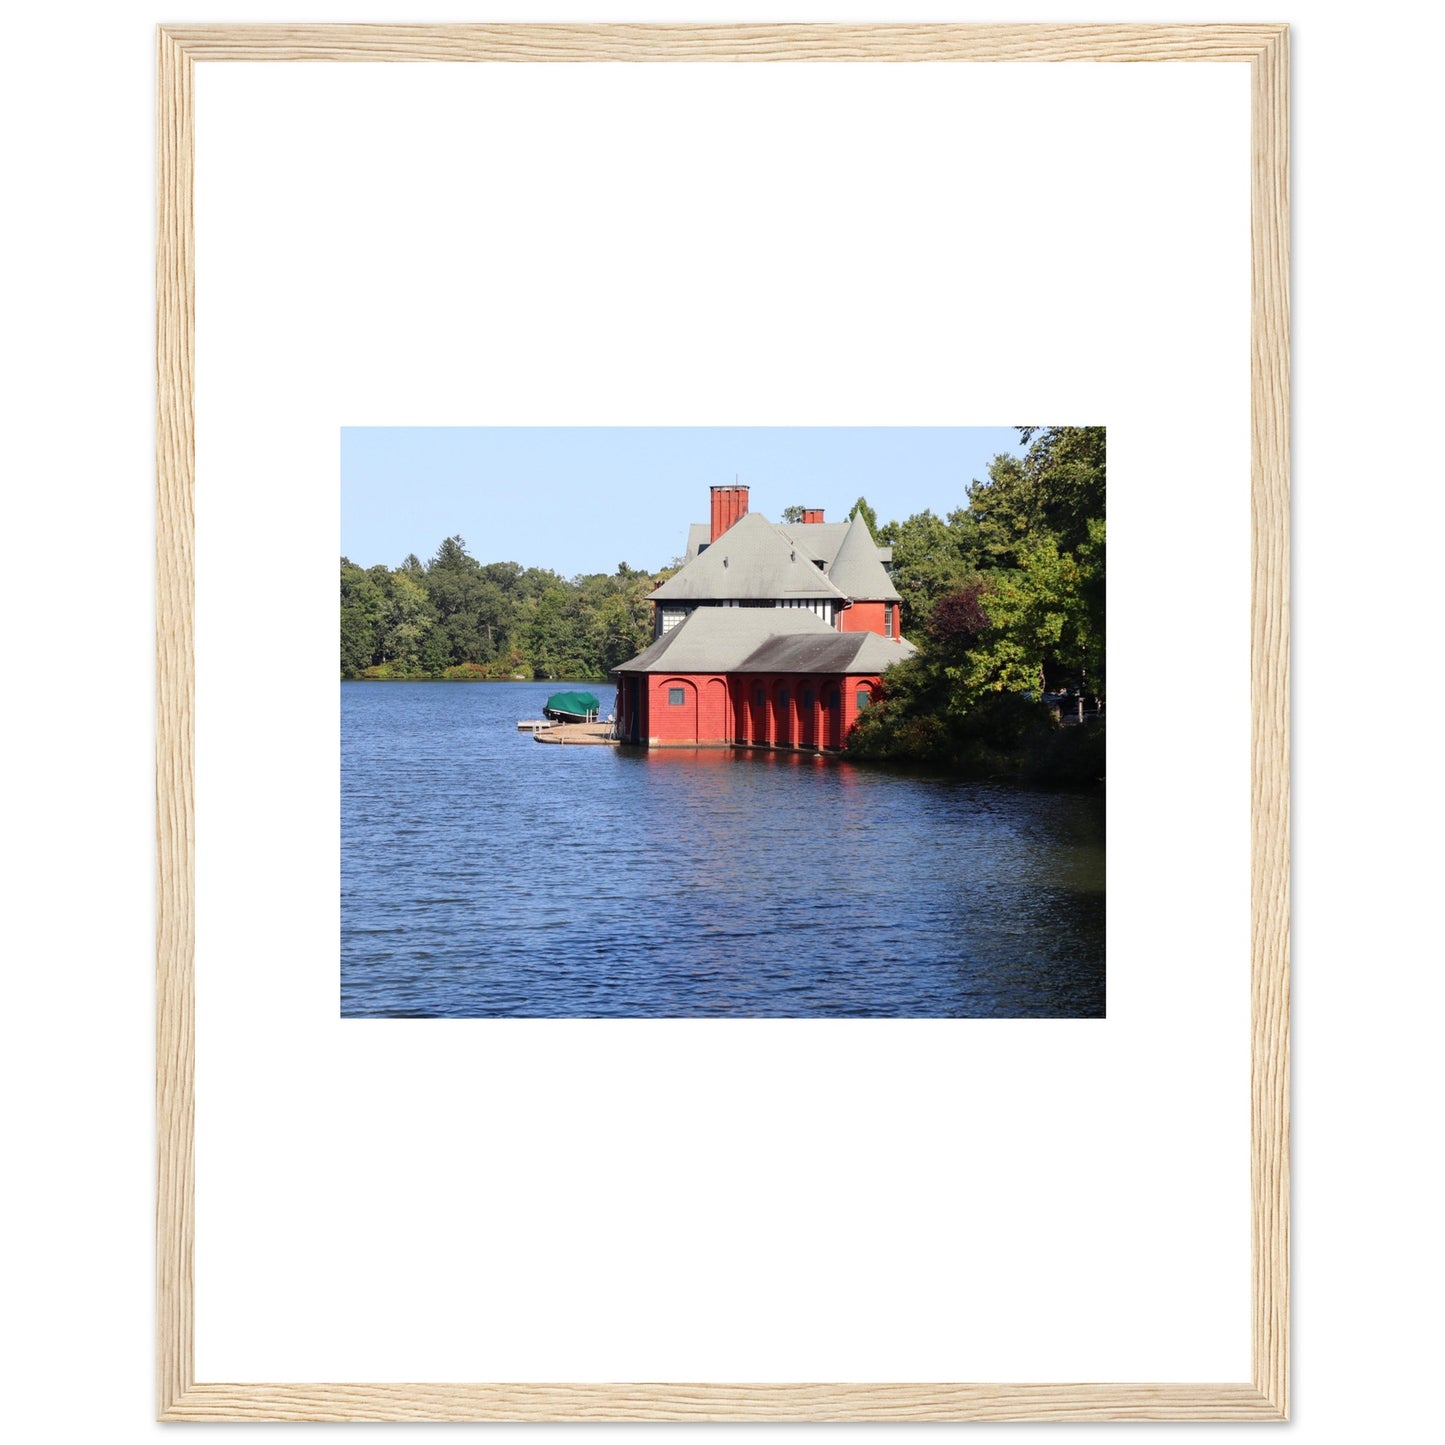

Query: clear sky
[{"left": 341, "top": 427, "right": 1031, "bottom": 578}]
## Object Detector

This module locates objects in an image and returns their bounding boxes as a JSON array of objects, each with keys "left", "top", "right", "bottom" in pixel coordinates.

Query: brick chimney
[
  {"left": 801, "top": 507, "right": 825, "bottom": 524},
  {"left": 709, "top": 484, "right": 750, "bottom": 542}
]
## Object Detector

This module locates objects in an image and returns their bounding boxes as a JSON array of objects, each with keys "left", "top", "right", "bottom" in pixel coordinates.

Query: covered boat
[{"left": 542, "top": 690, "right": 600, "bottom": 723}]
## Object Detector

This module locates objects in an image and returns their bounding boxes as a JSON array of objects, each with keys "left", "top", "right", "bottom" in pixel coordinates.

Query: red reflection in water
[{"left": 636, "top": 746, "right": 849, "bottom": 774}]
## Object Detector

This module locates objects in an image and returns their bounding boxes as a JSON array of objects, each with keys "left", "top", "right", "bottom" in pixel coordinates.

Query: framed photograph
[{"left": 157, "top": 23, "right": 1288, "bottom": 1422}]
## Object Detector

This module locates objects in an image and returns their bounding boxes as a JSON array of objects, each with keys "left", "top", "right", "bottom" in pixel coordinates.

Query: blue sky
[{"left": 341, "top": 427, "right": 1031, "bottom": 578}]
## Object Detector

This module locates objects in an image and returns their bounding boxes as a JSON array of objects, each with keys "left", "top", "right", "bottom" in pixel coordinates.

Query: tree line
[{"left": 340, "top": 538, "right": 671, "bottom": 680}]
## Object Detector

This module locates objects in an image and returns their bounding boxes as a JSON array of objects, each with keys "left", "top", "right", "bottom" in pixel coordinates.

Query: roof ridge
[{"left": 652, "top": 511, "right": 848, "bottom": 602}]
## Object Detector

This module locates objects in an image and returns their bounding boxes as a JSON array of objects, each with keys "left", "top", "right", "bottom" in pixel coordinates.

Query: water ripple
[{"left": 342, "top": 682, "right": 1105, "bottom": 1018}]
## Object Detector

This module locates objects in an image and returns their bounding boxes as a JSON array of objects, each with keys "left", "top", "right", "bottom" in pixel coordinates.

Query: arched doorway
[
  {"left": 703, "top": 678, "right": 729, "bottom": 744},
  {"left": 658, "top": 677, "right": 699, "bottom": 744},
  {"left": 822, "top": 682, "right": 843, "bottom": 749},
  {"left": 747, "top": 679, "right": 769, "bottom": 746},
  {"left": 798, "top": 682, "right": 818, "bottom": 750},
  {"left": 772, "top": 680, "right": 794, "bottom": 748}
]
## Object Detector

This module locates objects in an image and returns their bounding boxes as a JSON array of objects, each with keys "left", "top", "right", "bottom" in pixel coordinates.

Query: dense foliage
[
  {"left": 340, "top": 537, "right": 672, "bottom": 680},
  {"left": 849, "top": 426, "right": 1105, "bottom": 778}
]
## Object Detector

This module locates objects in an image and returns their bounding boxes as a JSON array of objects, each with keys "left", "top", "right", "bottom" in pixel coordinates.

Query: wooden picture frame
[{"left": 156, "top": 23, "right": 1289, "bottom": 1423}]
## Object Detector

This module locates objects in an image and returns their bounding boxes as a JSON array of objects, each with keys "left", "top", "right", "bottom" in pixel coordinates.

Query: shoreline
[{"left": 343, "top": 675, "right": 611, "bottom": 685}]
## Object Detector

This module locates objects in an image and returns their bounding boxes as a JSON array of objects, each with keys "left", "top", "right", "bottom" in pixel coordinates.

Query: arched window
[{"left": 857, "top": 689, "right": 871, "bottom": 710}]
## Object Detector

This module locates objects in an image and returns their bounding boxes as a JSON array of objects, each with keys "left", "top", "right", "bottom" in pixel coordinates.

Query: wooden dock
[{"left": 532, "top": 721, "right": 618, "bottom": 746}]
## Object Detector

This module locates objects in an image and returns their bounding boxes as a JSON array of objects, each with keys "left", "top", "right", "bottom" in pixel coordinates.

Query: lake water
[{"left": 342, "top": 681, "right": 1106, "bottom": 1018}]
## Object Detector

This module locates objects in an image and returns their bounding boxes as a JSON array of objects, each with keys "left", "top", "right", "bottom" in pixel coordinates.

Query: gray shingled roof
[
  {"left": 842, "top": 630, "right": 917, "bottom": 672},
  {"left": 652, "top": 512, "right": 847, "bottom": 602},
  {"left": 683, "top": 522, "right": 711, "bottom": 562},
  {"left": 734, "top": 630, "right": 916, "bottom": 674},
  {"left": 773, "top": 526, "right": 825, "bottom": 563},
  {"left": 613, "top": 607, "right": 834, "bottom": 673},
  {"left": 683, "top": 517, "right": 884, "bottom": 570},
  {"left": 825, "top": 511, "right": 902, "bottom": 601},
  {"left": 612, "top": 606, "right": 917, "bottom": 676},
  {"left": 776, "top": 520, "right": 852, "bottom": 565}
]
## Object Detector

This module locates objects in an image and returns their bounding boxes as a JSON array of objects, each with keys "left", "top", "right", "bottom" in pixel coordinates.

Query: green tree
[
  {"left": 429, "top": 534, "right": 474, "bottom": 572},
  {"left": 423, "top": 536, "right": 488, "bottom": 664},
  {"left": 950, "top": 538, "right": 1086, "bottom": 704},
  {"left": 878, "top": 508, "right": 980, "bottom": 631},
  {"left": 969, "top": 426, "right": 1105, "bottom": 568},
  {"left": 1070, "top": 517, "right": 1106, "bottom": 694},
  {"left": 526, "top": 583, "right": 579, "bottom": 678},
  {"left": 589, "top": 569, "right": 660, "bottom": 673},
  {"left": 340, "top": 558, "right": 394, "bottom": 676},
  {"left": 378, "top": 567, "right": 437, "bottom": 672},
  {"left": 340, "top": 558, "right": 383, "bottom": 677}
]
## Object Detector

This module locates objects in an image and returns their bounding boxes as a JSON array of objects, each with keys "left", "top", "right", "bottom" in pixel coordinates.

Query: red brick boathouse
[{"left": 612, "top": 486, "right": 915, "bottom": 749}]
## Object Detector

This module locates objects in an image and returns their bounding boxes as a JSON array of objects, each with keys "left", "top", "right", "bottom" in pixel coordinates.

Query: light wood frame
[{"left": 156, "top": 23, "right": 1289, "bottom": 1423}]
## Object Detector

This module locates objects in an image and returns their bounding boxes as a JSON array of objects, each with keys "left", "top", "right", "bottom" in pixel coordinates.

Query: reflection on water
[{"left": 342, "top": 682, "right": 1105, "bottom": 1018}]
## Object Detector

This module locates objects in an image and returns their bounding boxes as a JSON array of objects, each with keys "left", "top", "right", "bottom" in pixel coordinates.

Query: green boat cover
[{"left": 543, "top": 690, "right": 601, "bottom": 718}]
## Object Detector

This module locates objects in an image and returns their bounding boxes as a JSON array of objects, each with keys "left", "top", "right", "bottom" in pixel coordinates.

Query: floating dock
[{"left": 533, "top": 721, "right": 618, "bottom": 746}]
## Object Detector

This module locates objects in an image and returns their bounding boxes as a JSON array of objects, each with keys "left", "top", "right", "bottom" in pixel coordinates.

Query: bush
[
  {"left": 848, "top": 683, "right": 1103, "bottom": 785},
  {"left": 1032, "top": 717, "right": 1106, "bottom": 784},
  {"left": 358, "top": 660, "right": 424, "bottom": 680}
]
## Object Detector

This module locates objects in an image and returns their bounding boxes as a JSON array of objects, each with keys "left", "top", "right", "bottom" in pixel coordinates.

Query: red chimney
[
  {"left": 801, "top": 507, "right": 825, "bottom": 525},
  {"left": 709, "top": 484, "right": 749, "bottom": 542}
]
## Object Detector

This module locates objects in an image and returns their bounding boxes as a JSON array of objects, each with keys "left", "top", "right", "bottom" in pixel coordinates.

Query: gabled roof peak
[
  {"left": 652, "top": 510, "right": 847, "bottom": 602},
  {"left": 826, "top": 511, "right": 902, "bottom": 602}
]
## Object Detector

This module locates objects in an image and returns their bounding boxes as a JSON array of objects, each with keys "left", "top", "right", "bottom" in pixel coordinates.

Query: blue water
[{"left": 341, "top": 681, "right": 1105, "bottom": 1018}]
